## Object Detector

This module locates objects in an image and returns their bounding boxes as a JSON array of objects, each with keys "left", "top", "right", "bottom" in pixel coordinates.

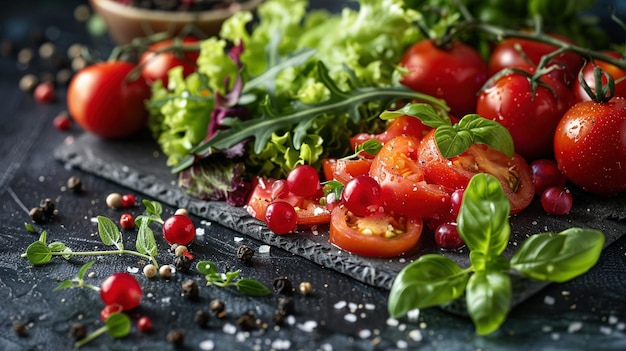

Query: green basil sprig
[
  {"left": 388, "top": 173, "right": 605, "bottom": 335},
  {"left": 380, "top": 103, "right": 514, "bottom": 158}
]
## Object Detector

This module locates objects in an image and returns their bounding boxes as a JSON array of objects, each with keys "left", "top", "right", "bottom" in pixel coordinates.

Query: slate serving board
[{"left": 54, "top": 132, "right": 626, "bottom": 313}]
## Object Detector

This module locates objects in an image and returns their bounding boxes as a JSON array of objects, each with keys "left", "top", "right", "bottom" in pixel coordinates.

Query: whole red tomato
[
  {"left": 554, "top": 97, "right": 626, "bottom": 195},
  {"left": 139, "top": 36, "right": 199, "bottom": 87},
  {"left": 399, "top": 40, "right": 488, "bottom": 117},
  {"left": 489, "top": 36, "right": 584, "bottom": 86},
  {"left": 476, "top": 67, "right": 575, "bottom": 161},
  {"left": 67, "top": 61, "right": 151, "bottom": 139},
  {"left": 573, "top": 52, "right": 626, "bottom": 102}
]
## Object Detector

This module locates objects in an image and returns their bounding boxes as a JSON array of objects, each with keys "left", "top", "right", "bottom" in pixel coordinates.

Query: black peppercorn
[
  {"left": 272, "top": 310, "right": 287, "bottom": 325},
  {"left": 166, "top": 329, "right": 185, "bottom": 346},
  {"left": 29, "top": 207, "right": 45, "bottom": 223},
  {"left": 13, "top": 322, "right": 28, "bottom": 337},
  {"left": 235, "top": 311, "right": 257, "bottom": 330},
  {"left": 173, "top": 254, "right": 192, "bottom": 272},
  {"left": 277, "top": 296, "right": 295, "bottom": 315},
  {"left": 181, "top": 279, "right": 199, "bottom": 299},
  {"left": 209, "top": 299, "right": 226, "bottom": 317},
  {"left": 236, "top": 245, "right": 254, "bottom": 264},
  {"left": 69, "top": 323, "right": 87, "bottom": 340},
  {"left": 194, "top": 310, "right": 210, "bottom": 328},
  {"left": 273, "top": 276, "right": 293, "bottom": 295},
  {"left": 39, "top": 198, "right": 55, "bottom": 217}
]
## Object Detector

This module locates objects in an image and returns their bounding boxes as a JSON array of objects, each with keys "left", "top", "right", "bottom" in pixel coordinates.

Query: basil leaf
[
  {"left": 466, "top": 270, "right": 512, "bottom": 335},
  {"left": 236, "top": 279, "right": 272, "bottom": 296},
  {"left": 510, "top": 228, "right": 605, "bottom": 282},
  {"left": 97, "top": 216, "right": 122, "bottom": 247},
  {"left": 136, "top": 219, "right": 158, "bottom": 257},
  {"left": 196, "top": 260, "right": 217, "bottom": 275},
  {"left": 105, "top": 313, "right": 131, "bottom": 338},
  {"left": 458, "top": 174, "right": 510, "bottom": 256},
  {"left": 434, "top": 114, "right": 514, "bottom": 158},
  {"left": 388, "top": 254, "right": 468, "bottom": 317},
  {"left": 380, "top": 103, "right": 450, "bottom": 128},
  {"left": 26, "top": 241, "right": 52, "bottom": 265}
]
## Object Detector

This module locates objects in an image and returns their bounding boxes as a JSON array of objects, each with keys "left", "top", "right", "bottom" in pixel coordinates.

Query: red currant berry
[
  {"left": 100, "top": 273, "right": 142, "bottom": 311},
  {"left": 162, "top": 214, "right": 196, "bottom": 245},
  {"left": 531, "top": 159, "right": 567, "bottom": 196},
  {"left": 120, "top": 213, "right": 135, "bottom": 230},
  {"left": 449, "top": 188, "right": 465, "bottom": 218},
  {"left": 286, "top": 165, "right": 320, "bottom": 197},
  {"left": 434, "top": 222, "right": 464, "bottom": 250},
  {"left": 33, "top": 81, "right": 55, "bottom": 103},
  {"left": 341, "top": 175, "right": 382, "bottom": 217},
  {"left": 265, "top": 201, "right": 297, "bottom": 235},
  {"left": 137, "top": 316, "right": 153, "bottom": 333},
  {"left": 100, "top": 304, "right": 123, "bottom": 322},
  {"left": 121, "top": 194, "right": 136, "bottom": 207},
  {"left": 53, "top": 113, "right": 72, "bottom": 131},
  {"left": 541, "top": 187, "right": 573, "bottom": 215}
]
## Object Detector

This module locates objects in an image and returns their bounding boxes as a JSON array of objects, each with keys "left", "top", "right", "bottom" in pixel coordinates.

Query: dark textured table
[{"left": 1, "top": 1, "right": 626, "bottom": 351}]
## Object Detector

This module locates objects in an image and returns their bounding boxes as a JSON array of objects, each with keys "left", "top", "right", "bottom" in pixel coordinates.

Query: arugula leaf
[{"left": 510, "top": 228, "right": 605, "bottom": 282}]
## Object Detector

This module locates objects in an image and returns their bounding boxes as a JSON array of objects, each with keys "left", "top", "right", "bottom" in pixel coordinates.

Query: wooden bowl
[{"left": 89, "top": 0, "right": 263, "bottom": 44}]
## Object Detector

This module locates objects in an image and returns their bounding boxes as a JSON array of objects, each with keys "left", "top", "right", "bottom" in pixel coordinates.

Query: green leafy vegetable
[
  {"left": 388, "top": 173, "right": 605, "bottom": 335},
  {"left": 196, "top": 260, "right": 271, "bottom": 296},
  {"left": 74, "top": 312, "right": 131, "bottom": 348}
]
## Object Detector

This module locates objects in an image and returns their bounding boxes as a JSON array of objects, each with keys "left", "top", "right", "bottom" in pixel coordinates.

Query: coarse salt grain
[
  {"left": 365, "top": 303, "right": 376, "bottom": 310},
  {"left": 409, "top": 329, "right": 423, "bottom": 342},
  {"left": 234, "top": 236, "right": 244, "bottom": 242},
  {"left": 358, "top": 329, "right": 371, "bottom": 339},
  {"left": 126, "top": 266, "right": 139, "bottom": 274},
  {"left": 271, "top": 339, "right": 291, "bottom": 350},
  {"left": 551, "top": 332, "right": 560, "bottom": 340},
  {"left": 396, "top": 340, "right": 408, "bottom": 349},
  {"left": 196, "top": 228, "right": 205, "bottom": 236},
  {"left": 259, "top": 245, "right": 271, "bottom": 254},
  {"left": 544, "top": 296, "right": 555, "bottom": 305},
  {"left": 568, "top": 321, "right": 583, "bottom": 333},
  {"left": 320, "top": 344, "right": 333, "bottom": 351},
  {"left": 407, "top": 309, "right": 420, "bottom": 321},
  {"left": 334, "top": 301, "right": 347, "bottom": 309},
  {"left": 199, "top": 340, "right": 215, "bottom": 350},
  {"left": 344, "top": 314, "right": 357, "bottom": 323},
  {"left": 616, "top": 322, "right": 625, "bottom": 331},
  {"left": 386, "top": 318, "right": 399, "bottom": 327},
  {"left": 542, "top": 325, "right": 552, "bottom": 333},
  {"left": 599, "top": 326, "right": 612, "bottom": 335},
  {"left": 608, "top": 315, "right": 619, "bottom": 324},
  {"left": 286, "top": 315, "right": 296, "bottom": 326},
  {"left": 297, "top": 320, "right": 318, "bottom": 332},
  {"left": 223, "top": 323, "right": 237, "bottom": 334}
]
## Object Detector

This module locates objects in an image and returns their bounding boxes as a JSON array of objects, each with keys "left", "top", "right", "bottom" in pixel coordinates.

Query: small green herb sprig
[
  {"left": 196, "top": 260, "right": 271, "bottom": 296},
  {"left": 388, "top": 173, "right": 605, "bottom": 335},
  {"left": 74, "top": 312, "right": 131, "bottom": 349},
  {"left": 21, "top": 200, "right": 163, "bottom": 268}
]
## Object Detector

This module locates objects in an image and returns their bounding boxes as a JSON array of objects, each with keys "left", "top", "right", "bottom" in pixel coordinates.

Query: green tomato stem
[
  {"left": 21, "top": 249, "right": 159, "bottom": 268},
  {"left": 74, "top": 325, "right": 107, "bottom": 348}
]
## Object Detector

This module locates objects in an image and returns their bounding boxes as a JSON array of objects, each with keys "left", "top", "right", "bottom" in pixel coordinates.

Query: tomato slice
[
  {"left": 418, "top": 129, "right": 535, "bottom": 214},
  {"left": 246, "top": 177, "right": 331, "bottom": 226},
  {"left": 322, "top": 158, "right": 373, "bottom": 184},
  {"left": 369, "top": 135, "right": 451, "bottom": 219},
  {"left": 329, "top": 206, "right": 423, "bottom": 258}
]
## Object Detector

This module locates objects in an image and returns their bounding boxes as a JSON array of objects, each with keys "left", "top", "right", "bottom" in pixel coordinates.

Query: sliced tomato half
[
  {"left": 246, "top": 177, "right": 331, "bottom": 226},
  {"left": 369, "top": 135, "right": 451, "bottom": 219},
  {"left": 329, "top": 205, "right": 423, "bottom": 258},
  {"left": 417, "top": 129, "right": 535, "bottom": 214},
  {"left": 322, "top": 157, "right": 373, "bottom": 184}
]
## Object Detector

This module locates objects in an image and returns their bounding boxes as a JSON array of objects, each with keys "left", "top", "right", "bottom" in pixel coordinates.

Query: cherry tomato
[
  {"left": 139, "top": 36, "right": 199, "bottom": 87},
  {"left": 246, "top": 177, "right": 331, "bottom": 226},
  {"left": 530, "top": 159, "right": 567, "bottom": 197},
  {"left": 100, "top": 304, "right": 123, "bottom": 322},
  {"left": 100, "top": 273, "right": 142, "bottom": 311},
  {"left": 573, "top": 52, "right": 626, "bottom": 102},
  {"left": 162, "top": 214, "right": 196, "bottom": 245},
  {"left": 137, "top": 316, "right": 153, "bottom": 333},
  {"left": 476, "top": 66, "right": 575, "bottom": 161},
  {"left": 53, "top": 113, "right": 72, "bottom": 131},
  {"left": 67, "top": 61, "right": 151, "bottom": 139},
  {"left": 286, "top": 165, "right": 320, "bottom": 197},
  {"left": 369, "top": 135, "right": 451, "bottom": 219},
  {"left": 33, "top": 81, "right": 56, "bottom": 103},
  {"left": 322, "top": 157, "right": 372, "bottom": 184},
  {"left": 341, "top": 175, "right": 382, "bottom": 217},
  {"left": 417, "top": 129, "right": 535, "bottom": 214},
  {"left": 265, "top": 201, "right": 298, "bottom": 235},
  {"left": 554, "top": 98, "right": 626, "bottom": 195},
  {"left": 399, "top": 40, "right": 488, "bottom": 117},
  {"left": 329, "top": 205, "right": 423, "bottom": 258},
  {"left": 488, "top": 35, "right": 584, "bottom": 86}
]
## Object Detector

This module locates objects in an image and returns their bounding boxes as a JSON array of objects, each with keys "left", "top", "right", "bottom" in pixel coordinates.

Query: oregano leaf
[
  {"left": 136, "top": 219, "right": 158, "bottom": 257},
  {"left": 236, "top": 279, "right": 272, "bottom": 296},
  {"left": 97, "top": 216, "right": 122, "bottom": 247},
  {"left": 26, "top": 241, "right": 52, "bottom": 265}
]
